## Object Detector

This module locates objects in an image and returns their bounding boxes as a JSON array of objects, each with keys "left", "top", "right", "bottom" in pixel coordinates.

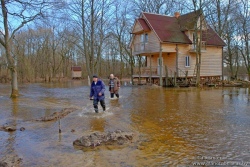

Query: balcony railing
[
  {"left": 133, "top": 66, "right": 177, "bottom": 77},
  {"left": 133, "top": 42, "right": 160, "bottom": 54},
  {"left": 190, "top": 41, "right": 206, "bottom": 52}
]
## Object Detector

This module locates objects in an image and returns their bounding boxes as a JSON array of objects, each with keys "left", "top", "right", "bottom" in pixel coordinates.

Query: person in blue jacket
[{"left": 89, "top": 75, "right": 106, "bottom": 113}]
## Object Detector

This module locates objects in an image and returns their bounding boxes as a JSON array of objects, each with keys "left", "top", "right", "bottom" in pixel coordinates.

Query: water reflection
[
  {"left": 0, "top": 83, "right": 250, "bottom": 166},
  {"left": 0, "top": 98, "right": 22, "bottom": 165},
  {"left": 90, "top": 118, "right": 106, "bottom": 132}
]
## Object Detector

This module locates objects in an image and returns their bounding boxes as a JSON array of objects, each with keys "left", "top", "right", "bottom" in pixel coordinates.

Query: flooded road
[{"left": 0, "top": 81, "right": 250, "bottom": 166}]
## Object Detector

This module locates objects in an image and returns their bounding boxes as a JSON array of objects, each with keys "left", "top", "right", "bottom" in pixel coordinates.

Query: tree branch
[{"left": 10, "top": 12, "right": 42, "bottom": 41}]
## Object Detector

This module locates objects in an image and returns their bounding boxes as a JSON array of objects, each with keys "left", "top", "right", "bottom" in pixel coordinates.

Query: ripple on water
[
  {"left": 78, "top": 106, "right": 114, "bottom": 118},
  {"left": 1, "top": 84, "right": 250, "bottom": 166}
]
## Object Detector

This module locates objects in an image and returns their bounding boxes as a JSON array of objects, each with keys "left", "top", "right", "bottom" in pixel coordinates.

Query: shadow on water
[{"left": 0, "top": 82, "right": 250, "bottom": 166}]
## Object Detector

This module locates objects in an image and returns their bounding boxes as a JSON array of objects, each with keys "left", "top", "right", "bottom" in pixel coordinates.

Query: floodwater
[{"left": 0, "top": 81, "right": 250, "bottom": 167}]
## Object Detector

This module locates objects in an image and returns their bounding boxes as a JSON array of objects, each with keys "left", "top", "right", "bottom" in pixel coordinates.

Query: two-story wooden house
[{"left": 130, "top": 10, "right": 226, "bottom": 86}]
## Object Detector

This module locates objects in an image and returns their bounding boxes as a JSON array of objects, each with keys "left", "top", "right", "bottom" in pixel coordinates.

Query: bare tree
[
  {"left": 206, "top": 0, "right": 239, "bottom": 80},
  {"left": 67, "top": 0, "right": 117, "bottom": 79},
  {"left": 131, "top": 0, "right": 177, "bottom": 15},
  {"left": 184, "top": 0, "right": 211, "bottom": 86},
  {"left": 111, "top": 1, "right": 135, "bottom": 79},
  {"left": 237, "top": 0, "right": 250, "bottom": 80},
  {"left": 0, "top": 0, "right": 54, "bottom": 97}
]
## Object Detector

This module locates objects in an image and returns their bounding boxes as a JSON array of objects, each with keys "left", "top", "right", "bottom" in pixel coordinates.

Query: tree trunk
[
  {"left": 6, "top": 44, "right": 19, "bottom": 98},
  {"left": 130, "top": 49, "right": 134, "bottom": 85},
  {"left": 11, "top": 69, "right": 19, "bottom": 98},
  {"left": 81, "top": 0, "right": 92, "bottom": 81},
  {"left": 1, "top": 0, "right": 19, "bottom": 97},
  {"left": 90, "top": 0, "right": 95, "bottom": 74}
]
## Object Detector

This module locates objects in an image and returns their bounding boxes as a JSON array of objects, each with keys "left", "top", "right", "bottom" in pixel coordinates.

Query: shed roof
[{"left": 71, "top": 66, "right": 82, "bottom": 71}]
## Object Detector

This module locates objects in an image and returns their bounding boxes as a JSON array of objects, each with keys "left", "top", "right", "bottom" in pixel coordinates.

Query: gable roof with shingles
[
  {"left": 137, "top": 18, "right": 151, "bottom": 32},
  {"left": 138, "top": 11, "right": 226, "bottom": 46},
  {"left": 202, "top": 25, "right": 226, "bottom": 46},
  {"left": 178, "top": 9, "right": 202, "bottom": 30},
  {"left": 142, "top": 12, "right": 192, "bottom": 44}
]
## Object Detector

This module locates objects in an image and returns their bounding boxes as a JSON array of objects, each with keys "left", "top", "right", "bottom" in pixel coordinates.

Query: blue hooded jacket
[{"left": 90, "top": 79, "right": 105, "bottom": 100}]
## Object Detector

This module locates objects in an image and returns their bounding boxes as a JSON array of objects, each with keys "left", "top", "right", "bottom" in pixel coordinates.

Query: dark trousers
[
  {"left": 110, "top": 93, "right": 119, "bottom": 98},
  {"left": 93, "top": 99, "right": 106, "bottom": 112}
]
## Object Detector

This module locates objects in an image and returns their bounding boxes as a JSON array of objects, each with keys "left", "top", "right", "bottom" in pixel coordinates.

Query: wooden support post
[
  {"left": 159, "top": 44, "right": 163, "bottom": 86},
  {"left": 149, "top": 55, "right": 152, "bottom": 84},
  {"left": 174, "top": 72, "right": 177, "bottom": 87},
  {"left": 176, "top": 44, "right": 179, "bottom": 77},
  {"left": 165, "top": 65, "right": 168, "bottom": 86},
  {"left": 185, "top": 71, "right": 188, "bottom": 85},
  {"left": 138, "top": 55, "right": 141, "bottom": 85}
]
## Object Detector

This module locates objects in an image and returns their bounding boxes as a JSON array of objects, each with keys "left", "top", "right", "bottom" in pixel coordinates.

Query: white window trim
[{"left": 185, "top": 56, "right": 190, "bottom": 67}]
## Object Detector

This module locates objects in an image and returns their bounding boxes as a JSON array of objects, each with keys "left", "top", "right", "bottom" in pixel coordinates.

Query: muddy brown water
[{"left": 0, "top": 81, "right": 250, "bottom": 166}]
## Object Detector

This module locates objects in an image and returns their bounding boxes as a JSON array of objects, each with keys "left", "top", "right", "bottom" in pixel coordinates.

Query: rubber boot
[
  {"left": 93, "top": 100, "right": 98, "bottom": 113},
  {"left": 100, "top": 100, "right": 106, "bottom": 111}
]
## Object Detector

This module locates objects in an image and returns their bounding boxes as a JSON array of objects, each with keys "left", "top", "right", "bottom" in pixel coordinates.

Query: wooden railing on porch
[
  {"left": 133, "top": 66, "right": 189, "bottom": 86},
  {"left": 133, "top": 66, "right": 176, "bottom": 77},
  {"left": 133, "top": 66, "right": 158, "bottom": 76}
]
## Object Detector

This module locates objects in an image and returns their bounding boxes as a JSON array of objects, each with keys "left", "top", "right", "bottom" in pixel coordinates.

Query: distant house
[
  {"left": 71, "top": 66, "right": 82, "bottom": 79},
  {"left": 130, "top": 10, "right": 226, "bottom": 86}
]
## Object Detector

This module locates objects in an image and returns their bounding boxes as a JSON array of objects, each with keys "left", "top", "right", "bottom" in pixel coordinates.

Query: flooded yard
[{"left": 0, "top": 81, "right": 250, "bottom": 166}]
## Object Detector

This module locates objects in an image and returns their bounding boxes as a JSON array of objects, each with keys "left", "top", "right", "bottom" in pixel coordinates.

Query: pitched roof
[
  {"left": 142, "top": 12, "right": 192, "bottom": 44},
  {"left": 140, "top": 11, "right": 226, "bottom": 46},
  {"left": 202, "top": 25, "right": 226, "bottom": 46},
  {"left": 178, "top": 9, "right": 202, "bottom": 30},
  {"left": 71, "top": 66, "right": 82, "bottom": 71},
  {"left": 137, "top": 18, "right": 151, "bottom": 32}
]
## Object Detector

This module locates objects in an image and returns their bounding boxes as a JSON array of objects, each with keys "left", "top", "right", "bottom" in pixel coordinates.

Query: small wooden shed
[{"left": 71, "top": 66, "right": 82, "bottom": 79}]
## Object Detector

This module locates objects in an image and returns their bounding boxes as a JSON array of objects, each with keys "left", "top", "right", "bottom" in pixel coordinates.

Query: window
[
  {"left": 185, "top": 56, "right": 190, "bottom": 67},
  {"left": 140, "top": 33, "right": 148, "bottom": 43},
  {"left": 201, "top": 41, "right": 206, "bottom": 50},
  {"left": 140, "top": 34, "right": 144, "bottom": 42},
  {"left": 144, "top": 33, "right": 148, "bottom": 43}
]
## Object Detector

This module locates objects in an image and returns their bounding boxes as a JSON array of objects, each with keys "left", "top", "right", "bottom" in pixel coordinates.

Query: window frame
[
  {"left": 140, "top": 34, "right": 144, "bottom": 43},
  {"left": 144, "top": 33, "right": 148, "bottom": 43},
  {"left": 185, "top": 56, "right": 190, "bottom": 67},
  {"left": 140, "top": 33, "right": 148, "bottom": 43}
]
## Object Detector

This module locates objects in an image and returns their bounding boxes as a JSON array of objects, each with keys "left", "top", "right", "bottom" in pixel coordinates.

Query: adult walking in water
[
  {"left": 89, "top": 75, "right": 106, "bottom": 113},
  {"left": 109, "top": 74, "right": 120, "bottom": 99}
]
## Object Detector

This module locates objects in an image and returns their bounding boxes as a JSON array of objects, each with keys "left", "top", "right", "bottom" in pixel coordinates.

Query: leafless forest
[{"left": 0, "top": 0, "right": 250, "bottom": 97}]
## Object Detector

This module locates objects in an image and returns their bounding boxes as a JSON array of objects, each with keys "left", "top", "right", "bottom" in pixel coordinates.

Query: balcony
[
  {"left": 133, "top": 42, "right": 160, "bottom": 55},
  {"left": 133, "top": 66, "right": 176, "bottom": 78},
  {"left": 133, "top": 66, "right": 189, "bottom": 78},
  {"left": 189, "top": 41, "right": 206, "bottom": 53}
]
